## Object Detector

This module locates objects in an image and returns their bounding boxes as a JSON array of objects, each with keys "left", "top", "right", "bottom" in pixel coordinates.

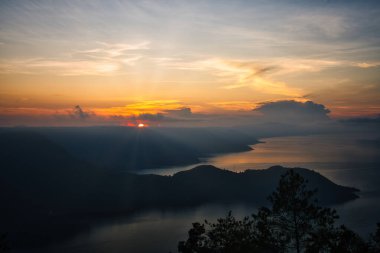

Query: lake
[{"left": 31, "top": 133, "right": 380, "bottom": 253}]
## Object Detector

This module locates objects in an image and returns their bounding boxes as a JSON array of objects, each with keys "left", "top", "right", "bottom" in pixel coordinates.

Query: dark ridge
[
  {"left": 173, "top": 165, "right": 235, "bottom": 177},
  {"left": 0, "top": 127, "right": 258, "bottom": 170}
]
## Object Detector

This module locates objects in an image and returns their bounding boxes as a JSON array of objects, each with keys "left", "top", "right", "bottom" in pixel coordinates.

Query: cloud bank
[
  {"left": 253, "top": 100, "right": 331, "bottom": 122},
  {"left": 0, "top": 100, "right": 334, "bottom": 128}
]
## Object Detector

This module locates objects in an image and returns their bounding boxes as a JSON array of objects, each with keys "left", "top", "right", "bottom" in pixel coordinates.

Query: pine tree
[
  {"left": 178, "top": 169, "right": 376, "bottom": 253},
  {"left": 268, "top": 170, "right": 338, "bottom": 253}
]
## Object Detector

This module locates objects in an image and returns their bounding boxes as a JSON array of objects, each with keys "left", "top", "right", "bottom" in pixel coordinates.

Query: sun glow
[{"left": 138, "top": 123, "right": 145, "bottom": 128}]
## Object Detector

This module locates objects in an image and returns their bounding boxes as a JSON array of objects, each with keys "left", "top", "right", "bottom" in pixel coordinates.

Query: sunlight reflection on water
[{"left": 140, "top": 133, "right": 380, "bottom": 190}]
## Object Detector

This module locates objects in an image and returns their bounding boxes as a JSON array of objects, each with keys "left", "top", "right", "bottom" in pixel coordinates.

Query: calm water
[{"left": 35, "top": 133, "right": 380, "bottom": 253}]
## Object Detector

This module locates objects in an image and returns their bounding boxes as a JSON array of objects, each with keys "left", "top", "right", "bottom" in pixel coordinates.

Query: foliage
[
  {"left": 178, "top": 211, "right": 276, "bottom": 253},
  {"left": 330, "top": 225, "right": 369, "bottom": 253},
  {"left": 268, "top": 170, "right": 338, "bottom": 253},
  {"left": 178, "top": 222, "right": 210, "bottom": 253},
  {"left": 369, "top": 223, "right": 380, "bottom": 253},
  {"left": 178, "top": 169, "right": 378, "bottom": 253},
  {"left": 0, "top": 233, "right": 10, "bottom": 252}
]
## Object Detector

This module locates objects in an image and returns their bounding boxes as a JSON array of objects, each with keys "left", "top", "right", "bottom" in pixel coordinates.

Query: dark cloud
[
  {"left": 340, "top": 115, "right": 380, "bottom": 124},
  {"left": 108, "top": 113, "right": 176, "bottom": 125},
  {"left": 254, "top": 100, "right": 331, "bottom": 122},
  {"left": 115, "top": 108, "right": 195, "bottom": 125},
  {"left": 0, "top": 101, "right": 339, "bottom": 129},
  {"left": 165, "top": 107, "right": 192, "bottom": 118},
  {"left": 136, "top": 113, "right": 166, "bottom": 122},
  {"left": 71, "top": 105, "right": 93, "bottom": 120}
]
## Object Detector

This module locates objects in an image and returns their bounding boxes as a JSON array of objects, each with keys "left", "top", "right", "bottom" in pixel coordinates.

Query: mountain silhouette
[
  {"left": 0, "top": 127, "right": 258, "bottom": 171},
  {"left": 0, "top": 129, "right": 359, "bottom": 250}
]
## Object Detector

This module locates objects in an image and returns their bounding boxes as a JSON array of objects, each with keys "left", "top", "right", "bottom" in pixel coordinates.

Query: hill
[{"left": 0, "top": 127, "right": 258, "bottom": 170}]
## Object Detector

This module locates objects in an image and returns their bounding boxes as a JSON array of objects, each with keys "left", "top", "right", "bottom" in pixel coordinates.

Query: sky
[{"left": 0, "top": 0, "right": 379, "bottom": 126}]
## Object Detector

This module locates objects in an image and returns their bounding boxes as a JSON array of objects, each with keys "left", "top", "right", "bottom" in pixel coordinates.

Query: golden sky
[{"left": 0, "top": 0, "right": 379, "bottom": 126}]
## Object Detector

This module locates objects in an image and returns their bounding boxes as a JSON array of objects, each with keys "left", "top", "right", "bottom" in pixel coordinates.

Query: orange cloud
[
  {"left": 0, "top": 107, "right": 68, "bottom": 116},
  {"left": 94, "top": 100, "right": 185, "bottom": 116}
]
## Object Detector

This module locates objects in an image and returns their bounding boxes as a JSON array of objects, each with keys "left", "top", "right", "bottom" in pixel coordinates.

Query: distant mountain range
[{"left": 0, "top": 127, "right": 258, "bottom": 170}]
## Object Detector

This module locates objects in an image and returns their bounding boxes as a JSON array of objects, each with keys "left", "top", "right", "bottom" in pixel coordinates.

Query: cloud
[
  {"left": 208, "top": 101, "right": 255, "bottom": 112},
  {"left": 165, "top": 107, "right": 192, "bottom": 118},
  {"left": 253, "top": 100, "right": 331, "bottom": 122},
  {"left": 135, "top": 108, "right": 194, "bottom": 123},
  {"left": 306, "top": 82, "right": 380, "bottom": 118},
  {"left": 70, "top": 105, "right": 93, "bottom": 120},
  {"left": 110, "top": 108, "right": 194, "bottom": 125},
  {"left": 0, "top": 41, "right": 149, "bottom": 75},
  {"left": 96, "top": 100, "right": 185, "bottom": 116},
  {"left": 156, "top": 57, "right": 302, "bottom": 97},
  {"left": 100, "top": 106, "right": 198, "bottom": 127},
  {"left": 287, "top": 13, "right": 348, "bottom": 39},
  {"left": 207, "top": 59, "right": 303, "bottom": 97},
  {"left": 135, "top": 113, "right": 165, "bottom": 122},
  {"left": 73, "top": 41, "right": 149, "bottom": 60},
  {"left": 0, "top": 105, "right": 103, "bottom": 126},
  {"left": 353, "top": 62, "right": 380, "bottom": 68},
  {"left": 271, "top": 59, "right": 342, "bottom": 76},
  {"left": 340, "top": 115, "right": 380, "bottom": 125},
  {"left": 117, "top": 100, "right": 333, "bottom": 127},
  {"left": 0, "top": 99, "right": 336, "bottom": 128},
  {"left": 92, "top": 102, "right": 194, "bottom": 126},
  {"left": 156, "top": 56, "right": 371, "bottom": 99},
  {"left": 0, "top": 58, "right": 122, "bottom": 75}
]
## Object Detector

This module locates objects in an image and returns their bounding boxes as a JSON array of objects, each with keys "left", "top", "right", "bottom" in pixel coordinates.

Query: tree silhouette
[
  {"left": 178, "top": 169, "right": 379, "bottom": 253},
  {"left": 178, "top": 211, "right": 279, "bottom": 253},
  {"left": 205, "top": 211, "right": 256, "bottom": 252},
  {"left": 369, "top": 223, "right": 380, "bottom": 253},
  {"left": 0, "top": 233, "right": 10, "bottom": 252},
  {"left": 178, "top": 212, "right": 257, "bottom": 253},
  {"left": 251, "top": 207, "right": 283, "bottom": 252},
  {"left": 268, "top": 170, "right": 338, "bottom": 253},
  {"left": 178, "top": 222, "right": 208, "bottom": 253},
  {"left": 178, "top": 222, "right": 215, "bottom": 253}
]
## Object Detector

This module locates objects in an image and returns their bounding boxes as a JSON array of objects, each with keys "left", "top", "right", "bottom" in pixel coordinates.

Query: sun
[{"left": 138, "top": 123, "right": 145, "bottom": 128}]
